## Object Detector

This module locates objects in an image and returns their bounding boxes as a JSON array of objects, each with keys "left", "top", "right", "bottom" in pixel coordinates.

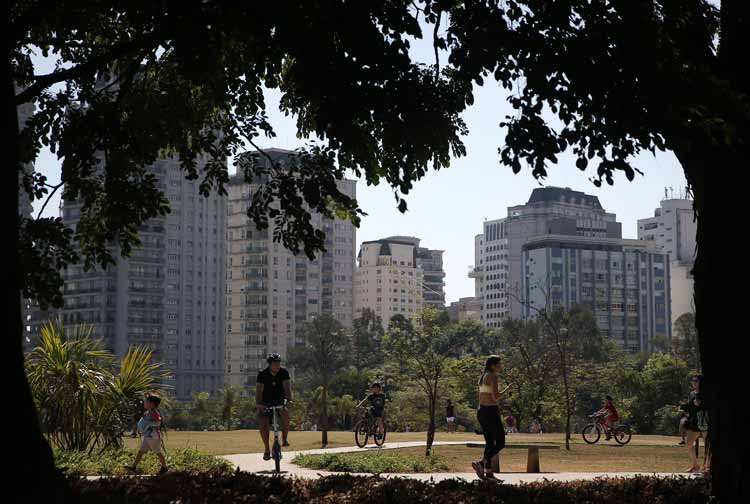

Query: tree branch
[
  {"left": 15, "top": 36, "right": 159, "bottom": 105},
  {"left": 36, "top": 182, "right": 63, "bottom": 219}
]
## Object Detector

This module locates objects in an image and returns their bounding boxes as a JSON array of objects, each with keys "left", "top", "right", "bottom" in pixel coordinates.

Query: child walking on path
[{"left": 127, "top": 395, "right": 168, "bottom": 474}]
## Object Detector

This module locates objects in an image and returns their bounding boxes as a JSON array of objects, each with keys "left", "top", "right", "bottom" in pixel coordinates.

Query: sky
[{"left": 30, "top": 20, "right": 689, "bottom": 304}]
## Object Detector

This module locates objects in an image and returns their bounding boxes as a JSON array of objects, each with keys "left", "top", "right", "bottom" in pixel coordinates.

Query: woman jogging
[{"left": 471, "top": 355, "right": 513, "bottom": 479}]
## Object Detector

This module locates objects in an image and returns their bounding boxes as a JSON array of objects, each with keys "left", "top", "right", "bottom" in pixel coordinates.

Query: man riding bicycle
[
  {"left": 256, "top": 353, "right": 292, "bottom": 460},
  {"left": 594, "top": 395, "right": 619, "bottom": 440}
]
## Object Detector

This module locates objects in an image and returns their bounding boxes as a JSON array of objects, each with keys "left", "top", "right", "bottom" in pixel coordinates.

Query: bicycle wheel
[
  {"left": 272, "top": 440, "right": 281, "bottom": 473},
  {"left": 374, "top": 422, "right": 387, "bottom": 447},
  {"left": 613, "top": 424, "right": 632, "bottom": 445},
  {"left": 354, "top": 419, "right": 369, "bottom": 448},
  {"left": 582, "top": 423, "right": 601, "bottom": 444}
]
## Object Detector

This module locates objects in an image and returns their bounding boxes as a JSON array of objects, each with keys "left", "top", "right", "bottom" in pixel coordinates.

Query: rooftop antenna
[
  {"left": 664, "top": 187, "right": 668, "bottom": 200},
  {"left": 669, "top": 187, "right": 674, "bottom": 199}
]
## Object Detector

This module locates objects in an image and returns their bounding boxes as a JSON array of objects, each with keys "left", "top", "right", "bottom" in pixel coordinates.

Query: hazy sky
[{"left": 30, "top": 21, "right": 689, "bottom": 304}]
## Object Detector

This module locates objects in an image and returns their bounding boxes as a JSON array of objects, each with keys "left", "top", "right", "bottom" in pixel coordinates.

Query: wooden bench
[{"left": 466, "top": 442, "right": 560, "bottom": 473}]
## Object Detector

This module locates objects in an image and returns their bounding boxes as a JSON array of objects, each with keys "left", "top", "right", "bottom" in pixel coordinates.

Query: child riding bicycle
[
  {"left": 593, "top": 395, "right": 619, "bottom": 440},
  {"left": 357, "top": 381, "right": 386, "bottom": 439}
]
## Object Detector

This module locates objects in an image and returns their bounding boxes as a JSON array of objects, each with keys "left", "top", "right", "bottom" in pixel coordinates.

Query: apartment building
[
  {"left": 354, "top": 238, "right": 424, "bottom": 326},
  {"left": 224, "top": 149, "right": 356, "bottom": 389}
]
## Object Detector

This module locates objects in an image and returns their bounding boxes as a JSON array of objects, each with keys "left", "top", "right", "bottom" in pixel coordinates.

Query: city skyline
[{"left": 28, "top": 51, "right": 690, "bottom": 306}]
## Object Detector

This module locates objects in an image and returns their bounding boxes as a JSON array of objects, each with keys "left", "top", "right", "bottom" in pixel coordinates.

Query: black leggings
[{"left": 477, "top": 405, "right": 505, "bottom": 464}]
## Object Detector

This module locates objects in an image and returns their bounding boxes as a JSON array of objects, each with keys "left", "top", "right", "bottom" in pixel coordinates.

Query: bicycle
[
  {"left": 582, "top": 413, "right": 632, "bottom": 445},
  {"left": 354, "top": 405, "right": 387, "bottom": 448},
  {"left": 264, "top": 400, "right": 289, "bottom": 473}
]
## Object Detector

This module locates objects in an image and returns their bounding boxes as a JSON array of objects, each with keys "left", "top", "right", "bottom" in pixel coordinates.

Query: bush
[
  {"left": 55, "top": 447, "right": 231, "bottom": 476},
  {"left": 69, "top": 473, "right": 710, "bottom": 503},
  {"left": 294, "top": 451, "right": 449, "bottom": 473}
]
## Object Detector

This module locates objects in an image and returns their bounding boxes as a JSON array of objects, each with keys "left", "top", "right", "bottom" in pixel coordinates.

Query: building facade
[
  {"left": 447, "top": 297, "right": 482, "bottom": 323},
  {"left": 637, "top": 196, "right": 696, "bottom": 326},
  {"left": 224, "top": 149, "right": 356, "bottom": 389},
  {"left": 385, "top": 236, "right": 445, "bottom": 308},
  {"left": 521, "top": 235, "right": 670, "bottom": 353},
  {"left": 471, "top": 187, "right": 623, "bottom": 327},
  {"left": 354, "top": 239, "right": 424, "bottom": 326},
  {"left": 57, "top": 156, "right": 227, "bottom": 398}
]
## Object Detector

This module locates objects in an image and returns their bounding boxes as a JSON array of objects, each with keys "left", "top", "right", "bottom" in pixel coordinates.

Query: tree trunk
[
  {"left": 425, "top": 392, "right": 436, "bottom": 456},
  {"left": 321, "top": 381, "right": 329, "bottom": 447},
  {"left": 677, "top": 141, "right": 748, "bottom": 502},
  {"left": 10, "top": 76, "right": 71, "bottom": 501},
  {"left": 560, "top": 351, "right": 571, "bottom": 450}
]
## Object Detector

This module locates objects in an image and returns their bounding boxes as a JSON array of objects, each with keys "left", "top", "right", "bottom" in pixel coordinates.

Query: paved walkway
[{"left": 223, "top": 441, "right": 698, "bottom": 484}]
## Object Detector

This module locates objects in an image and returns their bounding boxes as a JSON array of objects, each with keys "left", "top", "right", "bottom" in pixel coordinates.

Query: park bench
[{"left": 466, "top": 442, "right": 560, "bottom": 473}]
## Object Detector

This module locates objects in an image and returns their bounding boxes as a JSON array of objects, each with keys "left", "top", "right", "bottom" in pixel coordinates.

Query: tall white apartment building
[
  {"left": 57, "top": 156, "right": 227, "bottom": 399},
  {"left": 224, "top": 149, "right": 356, "bottom": 389},
  {"left": 638, "top": 195, "right": 696, "bottom": 325},
  {"left": 354, "top": 238, "right": 424, "bottom": 326}
]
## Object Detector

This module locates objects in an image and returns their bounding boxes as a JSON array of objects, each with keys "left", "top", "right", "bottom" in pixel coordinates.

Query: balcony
[{"left": 468, "top": 266, "right": 484, "bottom": 279}]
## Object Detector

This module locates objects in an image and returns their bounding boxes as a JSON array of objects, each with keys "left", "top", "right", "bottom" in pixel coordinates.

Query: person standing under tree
[
  {"left": 681, "top": 374, "right": 710, "bottom": 473},
  {"left": 255, "top": 353, "right": 293, "bottom": 461},
  {"left": 446, "top": 399, "right": 456, "bottom": 433},
  {"left": 471, "top": 355, "right": 513, "bottom": 480}
]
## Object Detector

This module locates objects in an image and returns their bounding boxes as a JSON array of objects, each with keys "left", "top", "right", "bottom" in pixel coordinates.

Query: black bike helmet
[
  {"left": 371, "top": 381, "right": 383, "bottom": 388},
  {"left": 267, "top": 353, "right": 282, "bottom": 363},
  {"left": 605, "top": 395, "right": 613, "bottom": 401}
]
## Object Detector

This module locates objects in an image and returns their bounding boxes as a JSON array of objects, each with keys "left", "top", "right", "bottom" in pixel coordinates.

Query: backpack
[{"left": 696, "top": 409, "right": 709, "bottom": 432}]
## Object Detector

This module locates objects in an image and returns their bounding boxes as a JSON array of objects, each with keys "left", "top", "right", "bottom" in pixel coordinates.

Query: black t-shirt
[
  {"left": 446, "top": 404, "right": 455, "bottom": 417},
  {"left": 256, "top": 367, "right": 290, "bottom": 405},
  {"left": 368, "top": 393, "right": 386, "bottom": 410}
]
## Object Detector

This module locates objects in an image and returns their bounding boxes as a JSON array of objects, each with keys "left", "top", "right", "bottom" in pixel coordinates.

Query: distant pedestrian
[
  {"left": 446, "top": 400, "right": 456, "bottom": 433},
  {"left": 505, "top": 415, "right": 518, "bottom": 434},
  {"left": 530, "top": 418, "right": 542, "bottom": 434}
]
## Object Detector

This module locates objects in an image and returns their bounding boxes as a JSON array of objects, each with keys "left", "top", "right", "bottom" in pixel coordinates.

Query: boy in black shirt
[
  {"left": 366, "top": 382, "right": 386, "bottom": 438},
  {"left": 256, "top": 353, "right": 292, "bottom": 460}
]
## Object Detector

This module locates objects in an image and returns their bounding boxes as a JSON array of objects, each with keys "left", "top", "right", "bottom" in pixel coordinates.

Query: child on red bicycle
[{"left": 595, "top": 395, "right": 619, "bottom": 440}]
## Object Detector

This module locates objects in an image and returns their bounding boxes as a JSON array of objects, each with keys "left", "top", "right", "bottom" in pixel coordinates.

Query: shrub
[
  {"left": 55, "top": 447, "right": 230, "bottom": 476},
  {"left": 25, "top": 320, "right": 169, "bottom": 452},
  {"left": 69, "top": 473, "right": 710, "bottom": 503},
  {"left": 294, "top": 451, "right": 449, "bottom": 473}
]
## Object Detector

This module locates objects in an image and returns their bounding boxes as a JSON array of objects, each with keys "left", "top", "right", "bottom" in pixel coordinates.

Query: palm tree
[{"left": 25, "top": 319, "right": 168, "bottom": 452}]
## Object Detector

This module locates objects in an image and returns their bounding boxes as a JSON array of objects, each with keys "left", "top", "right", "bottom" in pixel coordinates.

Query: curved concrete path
[{"left": 223, "top": 441, "right": 698, "bottom": 484}]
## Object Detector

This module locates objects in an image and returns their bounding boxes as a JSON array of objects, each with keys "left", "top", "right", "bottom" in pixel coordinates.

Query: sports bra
[{"left": 478, "top": 371, "right": 494, "bottom": 394}]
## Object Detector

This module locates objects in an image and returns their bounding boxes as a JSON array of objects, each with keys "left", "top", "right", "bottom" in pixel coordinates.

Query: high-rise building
[
  {"left": 471, "top": 187, "right": 622, "bottom": 327},
  {"left": 521, "top": 234, "right": 670, "bottom": 353},
  {"left": 385, "top": 236, "right": 445, "bottom": 308},
  {"left": 354, "top": 238, "right": 424, "bottom": 326},
  {"left": 447, "top": 297, "right": 482, "bottom": 323},
  {"left": 224, "top": 149, "right": 356, "bottom": 389},
  {"left": 57, "top": 156, "right": 227, "bottom": 398},
  {"left": 637, "top": 195, "right": 696, "bottom": 326}
]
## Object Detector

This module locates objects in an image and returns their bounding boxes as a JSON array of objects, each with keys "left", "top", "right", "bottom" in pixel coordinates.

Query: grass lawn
[
  {"left": 125, "top": 430, "right": 685, "bottom": 458},
  {"left": 293, "top": 441, "right": 706, "bottom": 474}
]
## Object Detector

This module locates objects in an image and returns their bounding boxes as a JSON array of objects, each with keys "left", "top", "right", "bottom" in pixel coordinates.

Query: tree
[
  {"left": 219, "top": 386, "right": 241, "bottom": 431},
  {"left": 10, "top": 2, "right": 748, "bottom": 498},
  {"left": 351, "top": 308, "right": 385, "bottom": 395},
  {"left": 522, "top": 300, "right": 603, "bottom": 450},
  {"left": 289, "top": 314, "right": 350, "bottom": 447},
  {"left": 384, "top": 308, "right": 459, "bottom": 455},
  {"left": 673, "top": 313, "right": 700, "bottom": 370},
  {"left": 499, "top": 318, "right": 557, "bottom": 429}
]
